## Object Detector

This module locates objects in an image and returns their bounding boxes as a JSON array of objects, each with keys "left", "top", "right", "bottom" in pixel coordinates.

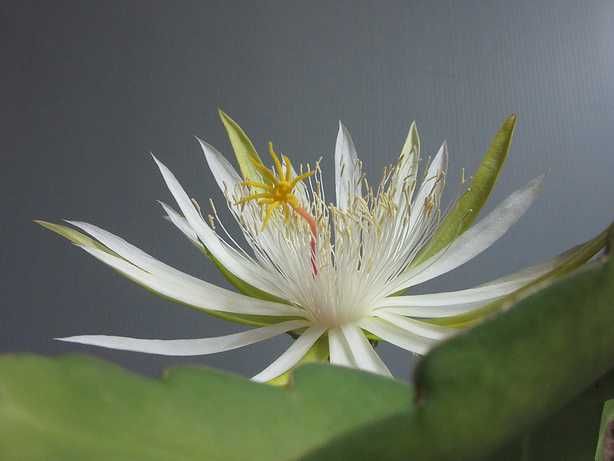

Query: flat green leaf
[
  {"left": 0, "top": 355, "right": 410, "bottom": 461},
  {"left": 305, "top": 225, "right": 614, "bottom": 460},
  {"left": 488, "top": 370, "right": 614, "bottom": 460},
  {"left": 218, "top": 109, "right": 264, "bottom": 181},
  {"left": 37, "top": 220, "right": 292, "bottom": 328},
  {"left": 412, "top": 114, "right": 517, "bottom": 266},
  {"left": 595, "top": 399, "right": 614, "bottom": 460}
]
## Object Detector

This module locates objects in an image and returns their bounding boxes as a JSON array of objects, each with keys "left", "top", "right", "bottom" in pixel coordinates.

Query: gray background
[{"left": 2, "top": 0, "right": 613, "bottom": 380}]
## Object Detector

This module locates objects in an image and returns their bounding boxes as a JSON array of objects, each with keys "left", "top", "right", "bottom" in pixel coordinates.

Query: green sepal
[
  {"left": 218, "top": 109, "right": 265, "bottom": 181},
  {"left": 427, "top": 224, "right": 609, "bottom": 328},
  {"left": 411, "top": 114, "right": 517, "bottom": 267},
  {"left": 34, "top": 220, "right": 110, "bottom": 254},
  {"left": 36, "top": 220, "right": 296, "bottom": 328}
]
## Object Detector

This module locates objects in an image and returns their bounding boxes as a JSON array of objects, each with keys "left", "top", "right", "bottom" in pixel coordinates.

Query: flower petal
[
  {"left": 68, "top": 220, "right": 201, "bottom": 282},
  {"left": 152, "top": 155, "right": 283, "bottom": 297},
  {"left": 391, "top": 121, "right": 420, "bottom": 207},
  {"left": 372, "top": 312, "right": 455, "bottom": 340},
  {"left": 335, "top": 122, "right": 362, "bottom": 209},
  {"left": 360, "top": 317, "right": 436, "bottom": 355},
  {"left": 340, "top": 325, "right": 391, "bottom": 377},
  {"left": 159, "top": 201, "right": 200, "bottom": 245},
  {"left": 379, "top": 278, "right": 536, "bottom": 309},
  {"left": 408, "top": 142, "right": 448, "bottom": 231},
  {"left": 56, "top": 320, "right": 309, "bottom": 356},
  {"left": 328, "top": 327, "right": 355, "bottom": 368},
  {"left": 79, "top": 245, "right": 302, "bottom": 317},
  {"left": 196, "top": 137, "right": 242, "bottom": 194},
  {"left": 395, "top": 175, "right": 544, "bottom": 292},
  {"left": 252, "top": 325, "right": 326, "bottom": 382}
]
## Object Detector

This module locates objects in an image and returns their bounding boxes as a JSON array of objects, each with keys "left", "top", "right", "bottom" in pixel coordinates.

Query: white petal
[
  {"left": 69, "top": 220, "right": 203, "bottom": 283},
  {"left": 159, "top": 201, "right": 201, "bottom": 246},
  {"left": 377, "top": 303, "right": 489, "bottom": 318},
  {"left": 56, "top": 320, "right": 309, "bottom": 356},
  {"left": 397, "top": 176, "right": 544, "bottom": 291},
  {"left": 80, "top": 246, "right": 302, "bottom": 317},
  {"left": 408, "top": 142, "right": 448, "bottom": 230},
  {"left": 378, "top": 278, "right": 532, "bottom": 309},
  {"left": 373, "top": 312, "right": 455, "bottom": 340},
  {"left": 252, "top": 325, "right": 326, "bottom": 382},
  {"left": 152, "top": 155, "right": 283, "bottom": 297},
  {"left": 196, "top": 137, "right": 242, "bottom": 194},
  {"left": 335, "top": 122, "right": 361, "bottom": 209},
  {"left": 340, "top": 324, "right": 391, "bottom": 377},
  {"left": 391, "top": 121, "right": 420, "bottom": 206},
  {"left": 360, "top": 317, "right": 436, "bottom": 355},
  {"left": 328, "top": 327, "right": 355, "bottom": 368}
]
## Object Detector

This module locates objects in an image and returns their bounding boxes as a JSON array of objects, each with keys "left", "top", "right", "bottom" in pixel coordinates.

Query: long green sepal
[
  {"left": 36, "top": 220, "right": 292, "bottom": 327},
  {"left": 428, "top": 224, "right": 609, "bottom": 328},
  {"left": 411, "top": 114, "right": 517, "bottom": 267},
  {"left": 218, "top": 109, "right": 264, "bottom": 181}
]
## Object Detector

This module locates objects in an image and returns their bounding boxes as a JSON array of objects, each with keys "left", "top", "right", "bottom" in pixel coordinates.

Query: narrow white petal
[
  {"left": 398, "top": 176, "right": 544, "bottom": 291},
  {"left": 391, "top": 121, "right": 420, "bottom": 206},
  {"left": 196, "top": 137, "right": 242, "bottom": 194},
  {"left": 328, "top": 327, "right": 355, "bottom": 368},
  {"left": 252, "top": 325, "right": 326, "bottom": 382},
  {"left": 377, "top": 303, "right": 489, "bottom": 318},
  {"left": 152, "top": 155, "right": 283, "bottom": 297},
  {"left": 408, "top": 142, "right": 448, "bottom": 230},
  {"left": 335, "top": 122, "right": 361, "bottom": 209},
  {"left": 159, "top": 201, "right": 201, "bottom": 246},
  {"left": 69, "top": 220, "right": 187, "bottom": 277},
  {"left": 379, "top": 278, "right": 532, "bottom": 309},
  {"left": 340, "top": 324, "right": 391, "bottom": 377},
  {"left": 80, "top": 246, "right": 302, "bottom": 317},
  {"left": 56, "top": 320, "right": 309, "bottom": 356},
  {"left": 360, "top": 317, "right": 436, "bottom": 355},
  {"left": 373, "top": 312, "right": 455, "bottom": 340}
]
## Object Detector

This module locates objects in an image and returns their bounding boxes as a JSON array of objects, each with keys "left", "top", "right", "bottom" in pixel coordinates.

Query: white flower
[{"left": 46, "top": 115, "right": 555, "bottom": 382}]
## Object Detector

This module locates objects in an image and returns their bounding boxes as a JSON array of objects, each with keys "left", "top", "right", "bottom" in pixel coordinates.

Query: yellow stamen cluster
[{"left": 237, "top": 142, "right": 315, "bottom": 229}]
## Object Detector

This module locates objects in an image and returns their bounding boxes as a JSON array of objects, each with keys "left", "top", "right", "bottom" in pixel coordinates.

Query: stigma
[{"left": 236, "top": 142, "right": 319, "bottom": 275}]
